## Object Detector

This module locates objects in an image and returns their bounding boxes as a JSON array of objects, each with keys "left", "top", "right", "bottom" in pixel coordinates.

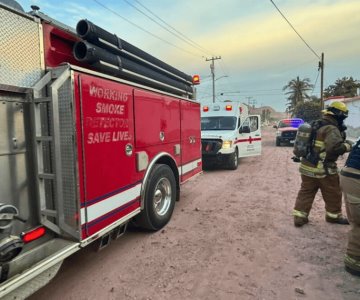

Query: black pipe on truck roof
[
  {"left": 76, "top": 19, "right": 193, "bottom": 84},
  {"left": 73, "top": 40, "right": 194, "bottom": 96}
]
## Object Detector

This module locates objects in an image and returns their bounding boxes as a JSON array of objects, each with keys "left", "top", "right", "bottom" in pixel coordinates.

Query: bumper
[
  {"left": 202, "top": 153, "right": 231, "bottom": 165},
  {"left": 278, "top": 137, "right": 295, "bottom": 144}
]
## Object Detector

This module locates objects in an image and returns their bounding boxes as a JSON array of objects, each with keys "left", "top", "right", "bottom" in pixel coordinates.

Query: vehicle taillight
[
  {"left": 21, "top": 227, "right": 46, "bottom": 243},
  {"left": 225, "top": 105, "right": 232, "bottom": 111},
  {"left": 192, "top": 75, "right": 200, "bottom": 85},
  {"left": 203, "top": 106, "right": 209, "bottom": 112}
]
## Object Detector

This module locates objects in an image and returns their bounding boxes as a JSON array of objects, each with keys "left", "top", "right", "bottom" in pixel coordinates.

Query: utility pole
[
  {"left": 206, "top": 56, "right": 221, "bottom": 103},
  {"left": 245, "top": 96, "right": 253, "bottom": 108},
  {"left": 319, "top": 52, "right": 324, "bottom": 109}
]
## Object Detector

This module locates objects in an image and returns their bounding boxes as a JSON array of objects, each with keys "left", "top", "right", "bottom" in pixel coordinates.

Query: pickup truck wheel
[
  {"left": 228, "top": 149, "right": 238, "bottom": 170},
  {"left": 276, "top": 137, "right": 281, "bottom": 146},
  {"left": 134, "top": 164, "right": 176, "bottom": 231}
]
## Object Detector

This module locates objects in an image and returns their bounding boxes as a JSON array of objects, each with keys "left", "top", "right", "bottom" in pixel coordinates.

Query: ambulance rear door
[{"left": 236, "top": 115, "right": 262, "bottom": 157}]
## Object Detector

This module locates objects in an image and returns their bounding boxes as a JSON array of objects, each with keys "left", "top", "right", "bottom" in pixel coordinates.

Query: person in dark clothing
[
  {"left": 293, "top": 101, "right": 353, "bottom": 227},
  {"left": 340, "top": 137, "right": 360, "bottom": 276}
]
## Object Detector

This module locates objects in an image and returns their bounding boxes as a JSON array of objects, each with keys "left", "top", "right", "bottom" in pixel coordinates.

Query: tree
[
  {"left": 283, "top": 76, "right": 314, "bottom": 114},
  {"left": 324, "top": 77, "right": 360, "bottom": 98},
  {"left": 292, "top": 100, "right": 322, "bottom": 122}
]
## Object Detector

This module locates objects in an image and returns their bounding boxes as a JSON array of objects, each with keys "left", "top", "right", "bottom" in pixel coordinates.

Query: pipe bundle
[{"left": 73, "top": 19, "right": 194, "bottom": 97}]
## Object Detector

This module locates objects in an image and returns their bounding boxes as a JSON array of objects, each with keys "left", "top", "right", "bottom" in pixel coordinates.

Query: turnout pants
[
  {"left": 340, "top": 170, "right": 360, "bottom": 257},
  {"left": 294, "top": 174, "right": 342, "bottom": 216}
]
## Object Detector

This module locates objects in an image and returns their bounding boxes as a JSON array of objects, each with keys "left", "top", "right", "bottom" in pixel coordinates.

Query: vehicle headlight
[
  {"left": 222, "top": 140, "right": 232, "bottom": 149},
  {"left": 276, "top": 131, "right": 282, "bottom": 137}
]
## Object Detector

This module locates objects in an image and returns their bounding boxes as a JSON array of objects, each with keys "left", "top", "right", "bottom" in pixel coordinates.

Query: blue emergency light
[{"left": 283, "top": 118, "right": 304, "bottom": 128}]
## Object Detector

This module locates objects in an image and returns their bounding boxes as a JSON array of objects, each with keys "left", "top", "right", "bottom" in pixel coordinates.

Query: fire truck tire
[
  {"left": 227, "top": 149, "right": 238, "bottom": 170},
  {"left": 135, "top": 164, "right": 176, "bottom": 231}
]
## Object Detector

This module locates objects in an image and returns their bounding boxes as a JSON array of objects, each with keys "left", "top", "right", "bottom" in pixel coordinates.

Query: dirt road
[{"left": 31, "top": 127, "right": 360, "bottom": 300}]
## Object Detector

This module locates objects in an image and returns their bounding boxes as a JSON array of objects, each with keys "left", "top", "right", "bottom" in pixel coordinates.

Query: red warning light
[
  {"left": 192, "top": 75, "right": 200, "bottom": 85},
  {"left": 203, "top": 106, "right": 209, "bottom": 112},
  {"left": 21, "top": 227, "right": 46, "bottom": 243},
  {"left": 225, "top": 105, "right": 232, "bottom": 111}
]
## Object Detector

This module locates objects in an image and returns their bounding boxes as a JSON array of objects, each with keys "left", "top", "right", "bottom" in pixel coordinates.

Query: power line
[
  {"left": 131, "top": 0, "right": 214, "bottom": 56},
  {"left": 311, "top": 70, "right": 320, "bottom": 95},
  {"left": 269, "top": 0, "right": 320, "bottom": 60},
  {"left": 92, "top": 0, "right": 202, "bottom": 58},
  {"left": 122, "top": 0, "right": 206, "bottom": 57}
]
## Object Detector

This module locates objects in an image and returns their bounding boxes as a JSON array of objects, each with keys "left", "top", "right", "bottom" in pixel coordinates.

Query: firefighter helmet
[{"left": 323, "top": 101, "right": 348, "bottom": 121}]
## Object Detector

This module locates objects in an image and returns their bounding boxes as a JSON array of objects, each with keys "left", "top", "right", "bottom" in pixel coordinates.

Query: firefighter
[
  {"left": 340, "top": 137, "right": 360, "bottom": 276},
  {"left": 293, "top": 101, "right": 353, "bottom": 227}
]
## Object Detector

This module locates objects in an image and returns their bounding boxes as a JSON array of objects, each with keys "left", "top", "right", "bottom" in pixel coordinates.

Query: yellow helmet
[{"left": 323, "top": 101, "right": 348, "bottom": 120}]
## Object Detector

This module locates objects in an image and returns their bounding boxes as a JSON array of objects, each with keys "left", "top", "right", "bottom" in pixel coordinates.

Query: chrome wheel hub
[{"left": 153, "top": 177, "right": 172, "bottom": 216}]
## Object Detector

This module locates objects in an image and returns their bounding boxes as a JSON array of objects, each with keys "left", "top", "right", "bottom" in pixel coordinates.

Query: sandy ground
[{"left": 30, "top": 127, "right": 360, "bottom": 300}]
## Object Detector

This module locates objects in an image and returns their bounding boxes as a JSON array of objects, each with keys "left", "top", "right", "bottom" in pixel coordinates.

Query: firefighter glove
[{"left": 344, "top": 140, "right": 353, "bottom": 152}]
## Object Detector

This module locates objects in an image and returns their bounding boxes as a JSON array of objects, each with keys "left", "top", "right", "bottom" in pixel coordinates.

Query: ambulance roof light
[
  {"left": 225, "top": 105, "right": 232, "bottom": 111},
  {"left": 203, "top": 106, "right": 209, "bottom": 112}
]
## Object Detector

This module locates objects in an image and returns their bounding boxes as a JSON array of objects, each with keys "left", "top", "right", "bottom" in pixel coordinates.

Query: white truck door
[{"left": 236, "top": 115, "right": 262, "bottom": 157}]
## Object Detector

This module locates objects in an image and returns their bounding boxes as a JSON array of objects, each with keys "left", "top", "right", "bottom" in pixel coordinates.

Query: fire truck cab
[{"left": 201, "top": 102, "right": 262, "bottom": 169}]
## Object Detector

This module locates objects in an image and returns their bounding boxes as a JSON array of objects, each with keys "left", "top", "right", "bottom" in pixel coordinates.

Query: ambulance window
[
  {"left": 242, "top": 118, "right": 249, "bottom": 127},
  {"left": 249, "top": 116, "right": 258, "bottom": 132},
  {"left": 201, "top": 117, "right": 236, "bottom": 130}
]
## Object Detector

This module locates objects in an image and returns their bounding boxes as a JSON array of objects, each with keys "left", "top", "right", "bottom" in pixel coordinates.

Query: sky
[{"left": 14, "top": 0, "right": 360, "bottom": 111}]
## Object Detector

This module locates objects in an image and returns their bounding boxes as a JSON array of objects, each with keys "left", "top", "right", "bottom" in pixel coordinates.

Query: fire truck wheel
[
  {"left": 228, "top": 149, "right": 238, "bottom": 170},
  {"left": 135, "top": 164, "right": 176, "bottom": 231}
]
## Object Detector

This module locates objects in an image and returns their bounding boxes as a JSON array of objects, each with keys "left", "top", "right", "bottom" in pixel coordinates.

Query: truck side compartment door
[
  {"left": 180, "top": 100, "right": 202, "bottom": 182},
  {"left": 133, "top": 89, "right": 181, "bottom": 152},
  {"left": 236, "top": 115, "right": 262, "bottom": 157},
  {"left": 75, "top": 73, "right": 139, "bottom": 238}
]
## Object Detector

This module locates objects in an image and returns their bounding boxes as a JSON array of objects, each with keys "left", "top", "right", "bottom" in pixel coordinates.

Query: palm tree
[{"left": 283, "top": 77, "right": 314, "bottom": 114}]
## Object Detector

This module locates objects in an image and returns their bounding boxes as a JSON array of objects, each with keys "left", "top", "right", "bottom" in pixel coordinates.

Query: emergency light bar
[{"left": 283, "top": 118, "right": 304, "bottom": 128}]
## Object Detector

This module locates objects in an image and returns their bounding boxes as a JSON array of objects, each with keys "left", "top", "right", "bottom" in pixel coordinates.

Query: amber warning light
[{"left": 192, "top": 75, "right": 200, "bottom": 85}]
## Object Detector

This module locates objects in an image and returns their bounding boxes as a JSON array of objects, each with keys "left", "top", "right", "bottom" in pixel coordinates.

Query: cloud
[{"left": 16, "top": 0, "right": 359, "bottom": 110}]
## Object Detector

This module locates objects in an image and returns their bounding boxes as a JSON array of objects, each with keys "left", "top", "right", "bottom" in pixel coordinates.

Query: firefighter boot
[
  {"left": 294, "top": 216, "right": 309, "bottom": 227},
  {"left": 325, "top": 213, "right": 350, "bottom": 225},
  {"left": 293, "top": 210, "right": 309, "bottom": 227},
  {"left": 344, "top": 254, "right": 360, "bottom": 277}
]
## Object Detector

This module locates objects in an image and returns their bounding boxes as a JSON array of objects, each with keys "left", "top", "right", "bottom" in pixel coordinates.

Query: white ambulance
[{"left": 201, "top": 102, "right": 262, "bottom": 169}]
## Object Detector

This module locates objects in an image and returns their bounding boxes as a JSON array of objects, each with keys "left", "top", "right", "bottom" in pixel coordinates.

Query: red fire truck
[{"left": 0, "top": 2, "right": 201, "bottom": 298}]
